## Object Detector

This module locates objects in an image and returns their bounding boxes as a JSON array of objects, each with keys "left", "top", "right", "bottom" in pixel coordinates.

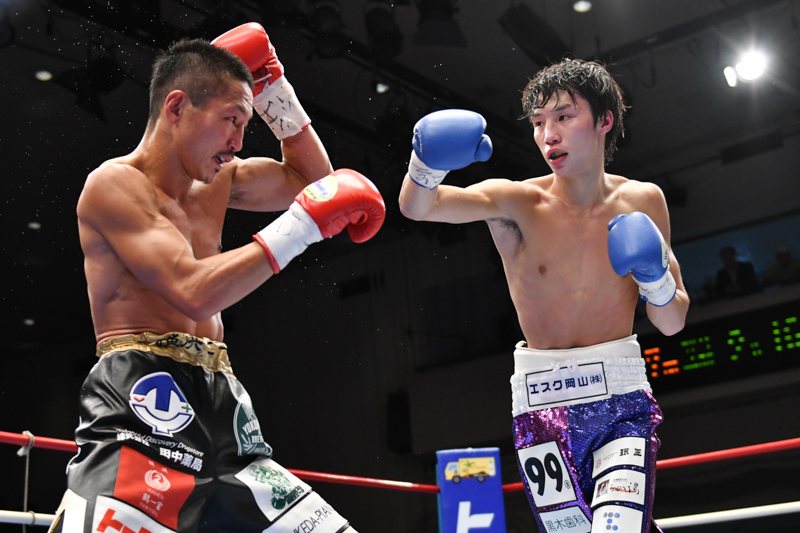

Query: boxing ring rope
[
  {"left": 499, "top": 436, "right": 800, "bottom": 492},
  {"left": 1, "top": 430, "right": 799, "bottom": 528}
]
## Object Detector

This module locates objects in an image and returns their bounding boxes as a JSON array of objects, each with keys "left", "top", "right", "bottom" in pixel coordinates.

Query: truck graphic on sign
[{"left": 444, "top": 456, "right": 496, "bottom": 483}]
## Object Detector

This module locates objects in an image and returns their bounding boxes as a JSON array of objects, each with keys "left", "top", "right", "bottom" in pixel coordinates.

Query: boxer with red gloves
[
  {"left": 48, "top": 25, "right": 377, "bottom": 533},
  {"left": 399, "top": 60, "right": 689, "bottom": 533}
]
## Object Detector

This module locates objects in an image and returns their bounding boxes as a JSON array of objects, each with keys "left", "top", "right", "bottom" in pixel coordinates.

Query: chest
[
  {"left": 496, "top": 202, "right": 614, "bottom": 265},
  {"left": 159, "top": 185, "right": 228, "bottom": 259},
  {"left": 535, "top": 215, "right": 608, "bottom": 261}
]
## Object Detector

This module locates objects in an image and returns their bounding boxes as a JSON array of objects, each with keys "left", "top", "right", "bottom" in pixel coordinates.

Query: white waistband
[
  {"left": 513, "top": 335, "right": 640, "bottom": 371},
  {"left": 510, "top": 335, "right": 650, "bottom": 416}
]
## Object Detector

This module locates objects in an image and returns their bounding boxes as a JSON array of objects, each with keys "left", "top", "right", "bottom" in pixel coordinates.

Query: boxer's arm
[
  {"left": 79, "top": 165, "right": 274, "bottom": 322},
  {"left": 640, "top": 187, "right": 690, "bottom": 336},
  {"left": 228, "top": 126, "right": 333, "bottom": 212},
  {"left": 647, "top": 250, "right": 690, "bottom": 335},
  {"left": 399, "top": 178, "right": 512, "bottom": 224},
  {"left": 213, "top": 22, "right": 334, "bottom": 212},
  {"left": 400, "top": 109, "right": 499, "bottom": 223}
]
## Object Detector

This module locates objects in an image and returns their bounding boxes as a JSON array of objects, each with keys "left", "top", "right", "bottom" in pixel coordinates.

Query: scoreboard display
[{"left": 637, "top": 297, "right": 800, "bottom": 393}]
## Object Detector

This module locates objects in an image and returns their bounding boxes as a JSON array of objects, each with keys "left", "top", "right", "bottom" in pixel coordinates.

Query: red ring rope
[
  {"left": 655, "top": 436, "right": 800, "bottom": 470},
  {"left": 502, "top": 436, "right": 800, "bottom": 492},
  {"left": 0, "top": 431, "right": 439, "bottom": 493},
  {"left": 2, "top": 431, "right": 799, "bottom": 494}
]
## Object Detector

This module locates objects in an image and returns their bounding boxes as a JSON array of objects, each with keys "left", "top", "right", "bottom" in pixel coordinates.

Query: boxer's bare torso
[
  {"left": 79, "top": 157, "right": 233, "bottom": 344},
  {"left": 483, "top": 174, "right": 667, "bottom": 349},
  {"left": 399, "top": 90, "right": 688, "bottom": 349},
  {"left": 78, "top": 78, "right": 332, "bottom": 346}
]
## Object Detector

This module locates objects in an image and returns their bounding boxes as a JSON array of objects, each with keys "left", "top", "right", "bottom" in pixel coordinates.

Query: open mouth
[
  {"left": 213, "top": 154, "right": 234, "bottom": 172},
  {"left": 212, "top": 155, "right": 231, "bottom": 174},
  {"left": 549, "top": 151, "right": 567, "bottom": 161}
]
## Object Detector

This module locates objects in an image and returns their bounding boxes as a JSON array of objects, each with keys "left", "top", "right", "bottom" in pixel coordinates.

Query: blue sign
[{"left": 437, "top": 447, "right": 507, "bottom": 533}]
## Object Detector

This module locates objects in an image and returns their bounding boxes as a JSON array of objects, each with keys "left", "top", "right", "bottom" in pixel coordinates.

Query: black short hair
[
  {"left": 148, "top": 38, "right": 254, "bottom": 123},
  {"left": 521, "top": 59, "right": 627, "bottom": 165}
]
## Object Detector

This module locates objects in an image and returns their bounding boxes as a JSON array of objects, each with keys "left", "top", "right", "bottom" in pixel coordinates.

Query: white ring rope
[
  {"left": 657, "top": 500, "right": 800, "bottom": 528},
  {"left": 0, "top": 430, "right": 798, "bottom": 528},
  {"left": 1, "top": 501, "right": 798, "bottom": 528},
  {"left": 0, "top": 510, "right": 56, "bottom": 526}
]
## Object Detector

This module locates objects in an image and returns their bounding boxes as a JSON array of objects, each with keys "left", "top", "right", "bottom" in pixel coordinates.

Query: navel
[{"left": 538, "top": 265, "right": 547, "bottom": 275}]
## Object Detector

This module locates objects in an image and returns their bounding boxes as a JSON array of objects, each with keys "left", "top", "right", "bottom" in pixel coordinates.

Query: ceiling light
[
  {"left": 723, "top": 66, "right": 737, "bottom": 87},
  {"left": 735, "top": 51, "right": 767, "bottom": 81},
  {"left": 365, "top": 0, "right": 403, "bottom": 61},
  {"left": 413, "top": 0, "right": 467, "bottom": 47},
  {"left": 35, "top": 70, "right": 53, "bottom": 81},
  {"left": 375, "top": 82, "right": 390, "bottom": 94},
  {"left": 314, "top": 0, "right": 342, "bottom": 33},
  {"left": 23, "top": 319, "right": 35, "bottom": 326},
  {"left": 28, "top": 221, "right": 42, "bottom": 230},
  {"left": 312, "top": 0, "right": 346, "bottom": 59},
  {"left": 499, "top": 4, "right": 570, "bottom": 67},
  {"left": 573, "top": 1, "right": 592, "bottom": 13},
  {"left": 0, "top": 20, "right": 13, "bottom": 48}
]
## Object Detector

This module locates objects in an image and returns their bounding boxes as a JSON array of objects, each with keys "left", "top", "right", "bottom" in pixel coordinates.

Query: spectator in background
[
  {"left": 716, "top": 245, "right": 760, "bottom": 298},
  {"left": 694, "top": 276, "right": 718, "bottom": 305},
  {"left": 762, "top": 245, "right": 800, "bottom": 287}
]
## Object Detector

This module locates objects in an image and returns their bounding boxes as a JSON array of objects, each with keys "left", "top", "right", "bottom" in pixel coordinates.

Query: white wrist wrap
[
  {"left": 255, "top": 203, "right": 322, "bottom": 273},
  {"left": 253, "top": 77, "right": 311, "bottom": 140},
  {"left": 636, "top": 270, "right": 677, "bottom": 307},
  {"left": 408, "top": 150, "right": 448, "bottom": 189}
]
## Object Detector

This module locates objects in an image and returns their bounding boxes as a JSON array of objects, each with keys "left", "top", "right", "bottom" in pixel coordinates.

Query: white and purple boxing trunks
[{"left": 510, "top": 335, "right": 663, "bottom": 533}]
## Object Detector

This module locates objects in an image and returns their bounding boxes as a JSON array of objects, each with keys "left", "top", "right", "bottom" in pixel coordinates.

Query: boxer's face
[
  {"left": 531, "top": 90, "right": 611, "bottom": 176},
  {"left": 181, "top": 80, "right": 253, "bottom": 184}
]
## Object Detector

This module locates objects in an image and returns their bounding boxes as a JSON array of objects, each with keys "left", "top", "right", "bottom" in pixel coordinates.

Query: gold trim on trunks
[{"left": 96, "top": 332, "right": 234, "bottom": 375}]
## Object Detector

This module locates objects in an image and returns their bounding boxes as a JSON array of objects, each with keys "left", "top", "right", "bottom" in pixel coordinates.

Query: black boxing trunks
[
  {"left": 48, "top": 332, "right": 356, "bottom": 533},
  {"left": 510, "top": 335, "right": 663, "bottom": 533}
]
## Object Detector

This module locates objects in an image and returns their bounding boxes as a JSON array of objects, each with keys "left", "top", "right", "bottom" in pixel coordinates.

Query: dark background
[{"left": 2, "top": 0, "right": 800, "bottom": 531}]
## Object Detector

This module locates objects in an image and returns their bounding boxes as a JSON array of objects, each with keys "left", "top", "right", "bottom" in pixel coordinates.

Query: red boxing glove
[
  {"left": 296, "top": 169, "right": 386, "bottom": 243},
  {"left": 211, "top": 22, "right": 283, "bottom": 96},
  {"left": 213, "top": 22, "right": 310, "bottom": 139},
  {"left": 254, "top": 169, "right": 385, "bottom": 273}
]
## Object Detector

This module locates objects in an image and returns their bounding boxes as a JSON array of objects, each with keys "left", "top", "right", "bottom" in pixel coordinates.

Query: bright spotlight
[
  {"left": 735, "top": 51, "right": 767, "bottom": 81},
  {"left": 573, "top": 1, "right": 592, "bottom": 13},
  {"left": 723, "top": 66, "right": 738, "bottom": 87}
]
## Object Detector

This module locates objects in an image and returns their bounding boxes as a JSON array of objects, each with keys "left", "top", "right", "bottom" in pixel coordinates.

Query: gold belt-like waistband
[{"left": 96, "top": 332, "right": 234, "bottom": 375}]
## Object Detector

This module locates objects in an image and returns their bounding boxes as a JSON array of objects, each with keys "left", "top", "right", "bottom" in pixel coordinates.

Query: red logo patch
[{"left": 113, "top": 446, "right": 195, "bottom": 529}]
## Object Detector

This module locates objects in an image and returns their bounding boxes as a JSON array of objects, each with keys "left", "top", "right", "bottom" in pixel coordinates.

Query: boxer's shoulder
[
  {"left": 85, "top": 156, "right": 151, "bottom": 193},
  {"left": 482, "top": 175, "right": 549, "bottom": 202},
  {"left": 608, "top": 175, "right": 665, "bottom": 210},
  {"left": 79, "top": 158, "right": 176, "bottom": 230}
]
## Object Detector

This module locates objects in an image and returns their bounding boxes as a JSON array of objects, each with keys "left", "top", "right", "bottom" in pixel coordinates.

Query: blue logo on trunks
[{"left": 129, "top": 372, "right": 195, "bottom": 436}]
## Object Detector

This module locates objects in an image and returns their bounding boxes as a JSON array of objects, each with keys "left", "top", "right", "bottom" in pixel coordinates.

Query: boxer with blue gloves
[{"left": 400, "top": 59, "right": 688, "bottom": 533}]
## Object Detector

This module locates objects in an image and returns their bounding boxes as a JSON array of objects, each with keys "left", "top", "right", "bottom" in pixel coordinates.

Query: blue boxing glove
[
  {"left": 408, "top": 109, "right": 493, "bottom": 189},
  {"left": 607, "top": 212, "right": 677, "bottom": 306}
]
